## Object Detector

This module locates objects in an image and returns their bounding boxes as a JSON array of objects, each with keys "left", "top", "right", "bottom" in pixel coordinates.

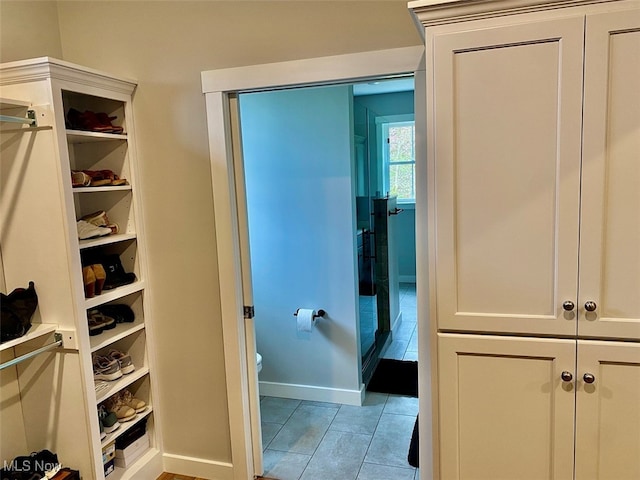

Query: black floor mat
[{"left": 366, "top": 358, "right": 418, "bottom": 397}]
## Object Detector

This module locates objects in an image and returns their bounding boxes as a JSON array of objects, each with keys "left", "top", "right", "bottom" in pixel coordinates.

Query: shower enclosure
[{"left": 353, "top": 101, "right": 399, "bottom": 385}]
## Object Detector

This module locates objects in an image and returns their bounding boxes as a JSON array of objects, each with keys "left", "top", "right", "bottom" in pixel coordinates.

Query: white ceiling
[{"left": 352, "top": 77, "right": 414, "bottom": 96}]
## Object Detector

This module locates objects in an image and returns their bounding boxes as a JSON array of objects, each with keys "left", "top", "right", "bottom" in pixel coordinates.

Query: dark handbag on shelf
[{"left": 1, "top": 281, "right": 38, "bottom": 343}]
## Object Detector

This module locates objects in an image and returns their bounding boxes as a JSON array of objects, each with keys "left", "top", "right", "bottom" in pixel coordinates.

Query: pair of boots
[
  {"left": 83, "top": 265, "right": 106, "bottom": 298},
  {"left": 82, "top": 255, "right": 137, "bottom": 298}
]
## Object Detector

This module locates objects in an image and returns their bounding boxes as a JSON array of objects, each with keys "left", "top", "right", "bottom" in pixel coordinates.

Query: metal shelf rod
[
  {"left": 0, "top": 333, "right": 63, "bottom": 371},
  {"left": 0, "top": 110, "right": 36, "bottom": 126}
]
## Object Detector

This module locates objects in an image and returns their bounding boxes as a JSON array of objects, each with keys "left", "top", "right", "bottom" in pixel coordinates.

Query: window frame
[{"left": 377, "top": 114, "right": 416, "bottom": 204}]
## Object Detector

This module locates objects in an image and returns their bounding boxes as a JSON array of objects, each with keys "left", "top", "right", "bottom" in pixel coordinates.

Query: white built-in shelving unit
[{"left": 0, "top": 58, "right": 162, "bottom": 480}]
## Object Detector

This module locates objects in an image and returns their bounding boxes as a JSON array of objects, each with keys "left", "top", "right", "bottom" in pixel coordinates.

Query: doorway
[
  {"left": 238, "top": 78, "right": 418, "bottom": 478},
  {"left": 201, "top": 46, "right": 427, "bottom": 480}
]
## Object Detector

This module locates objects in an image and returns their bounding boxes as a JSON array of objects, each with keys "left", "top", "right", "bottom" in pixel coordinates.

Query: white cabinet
[
  {"left": 427, "top": 6, "right": 640, "bottom": 340},
  {"left": 439, "top": 334, "right": 640, "bottom": 480},
  {"left": 578, "top": 10, "right": 640, "bottom": 340},
  {"left": 409, "top": 1, "right": 640, "bottom": 478},
  {"left": 438, "top": 334, "right": 576, "bottom": 480},
  {"left": 0, "top": 58, "right": 162, "bottom": 480},
  {"left": 575, "top": 340, "right": 640, "bottom": 479},
  {"left": 430, "top": 14, "right": 584, "bottom": 338}
]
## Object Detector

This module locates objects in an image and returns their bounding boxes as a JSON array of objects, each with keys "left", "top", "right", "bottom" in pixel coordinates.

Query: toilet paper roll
[{"left": 296, "top": 308, "right": 316, "bottom": 333}]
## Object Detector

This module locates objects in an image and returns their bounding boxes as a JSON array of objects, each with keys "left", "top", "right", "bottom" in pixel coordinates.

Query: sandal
[{"left": 81, "top": 169, "right": 128, "bottom": 187}]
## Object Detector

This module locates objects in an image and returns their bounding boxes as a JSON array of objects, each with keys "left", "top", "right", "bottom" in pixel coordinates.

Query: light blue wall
[
  {"left": 354, "top": 91, "right": 416, "bottom": 280},
  {"left": 396, "top": 207, "right": 417, "bottom": 280},
  {"left": 240, "top": 86, "right": 361, "bottom": 397}
]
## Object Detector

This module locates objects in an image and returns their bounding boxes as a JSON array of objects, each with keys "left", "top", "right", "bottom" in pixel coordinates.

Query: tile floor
[
  {"left": 259, "top": 283, "right": 418, "bottom": 480},
  {"left": 382, "top": 282, "right": 418, "bottom": 362}
]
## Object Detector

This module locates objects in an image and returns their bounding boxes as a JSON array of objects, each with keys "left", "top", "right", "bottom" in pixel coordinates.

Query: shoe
[
  {"left": 101, "top": 254, "right": 136, "bottom": 290},
  {"left": 71, "top": 170, "right": 91, "bottom": 187},
  {"left": 95, "top": 112, "right": 124, "bottom": 134},
  {"left": 105, "top": 393, "right": 136, "bottom": 422},
  {"left": 98, "top": 404, "right": 120, "bottom": 434},
  {"left": 99, "top": 417, "right": 106, "bottom": 440},
  {"left": 92, "top": 354, "right": 122, "bottom": 381},
  {"left": 88, "top": 309, "right": 116, "bottom": 330},
  {"left": 66, "top": 109, "right": 115, "bottom": 133},
  {"left": 80, "top": 210, "right": 119, "bottom": 234},
  {"left": 77, "top": 220, "right": 112, "bottom": 240},
  {"left": 87, "top": 315, "right": 106, "bottom": 336},
  {"left": 92, "top": 264, "right": 107, "bottom": 295},
  {"left": 106, "top": 349, "right": 135, "bottom": 375},
  {"left": 81, "top": 210, "right": 110, "bottom": 227},
  {"left": 98, "top": 304, "right": 135, "bottom": 323},
  {"left": 11, "top": 450, "right": 60, "bottom": 479},
  {"left": 1, "top": 281, "right": 38, "bottom": 343},
  {"left": 81, "top": 170, "right": 126, "bottom": 187},
  {"left": 120, "top": 389, "right": 146, "bottom": 413},
  {"left": 83, "top": 266, "right": 96, "bottom": 298}
]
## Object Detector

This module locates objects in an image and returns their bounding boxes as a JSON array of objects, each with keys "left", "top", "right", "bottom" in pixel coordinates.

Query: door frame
[{"left": 201, "top": 45, "right": 425, "bottom": 480}]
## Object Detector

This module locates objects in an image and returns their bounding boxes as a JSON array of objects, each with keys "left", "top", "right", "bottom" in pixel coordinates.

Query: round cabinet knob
[
  {"left": 583, "top": 373, "right": 596, "bottom": 384},
  {"left": 584, "top": 301, "right": 597, "bottom": 312},
  {"left": 562, "top": 301, "right": 575, "bottom": 312},
  {"left": 561, "top": 371, "right": 573, "bottom": 382}
]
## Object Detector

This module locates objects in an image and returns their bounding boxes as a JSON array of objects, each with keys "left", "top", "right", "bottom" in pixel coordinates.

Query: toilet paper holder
[{"left": 293, "top": 308, "right": 326, "bottom": 319}]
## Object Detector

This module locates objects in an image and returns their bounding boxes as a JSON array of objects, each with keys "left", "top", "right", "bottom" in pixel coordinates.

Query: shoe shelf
[
  {"left": 74, "top": 185, "right": 132, "bottom": 193},
  {"left": 65, "top": 87, "right": 158, "bottom": 480},
  {"left": 100, "top": 406, "right": 153, "bottom": 448},
  {"left": 66, "top": 129, "right": 127, "bottom": 143},
  {"left": 95, "top": 367, "right": 149, "bottom": 404},
  {"left": 85, "top": 282, "right": 145, "bottom": 310},
  {"left": 0, "top": 323, "right": 59, "bottom": 352},
  {"left": 0, "top": 96, "right": 31, "bottom": 110},
  {"left": 79, "top": 233, "right": 138, "bottom": 250},
  {"left": 1, "top": 59, "right": 160, "bottom": 480},
  {"left": 90, "top": 319, "right": 145, "bottom": 353}
]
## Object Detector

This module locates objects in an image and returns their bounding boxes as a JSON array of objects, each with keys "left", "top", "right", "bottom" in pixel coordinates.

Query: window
[{"left": 381, "top": 117, "right": 415, "bottom": 202}]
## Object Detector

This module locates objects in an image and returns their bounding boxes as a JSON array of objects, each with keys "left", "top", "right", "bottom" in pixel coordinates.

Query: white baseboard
[
  {"left": 163, "top": 453, "right": 234, "bottom": 480},
  {"left": 399, "top": 275, "right": 416, "bottom": 283},
  {"left": 259, "top": 381, "right": 365, "bottom": 406}
]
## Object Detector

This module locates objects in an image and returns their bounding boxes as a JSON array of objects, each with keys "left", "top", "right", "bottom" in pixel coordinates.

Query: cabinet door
[
  {"left": 438, "top": 334, "right": 576, "bottom": 480},
  {"left": 432, "top": 17, "right": 584, "bottom": 337},
  {"left": 575, "top": 340, "right": 640, "bottom": 479},
  {"left": 579, "top": 9, "right": 640, "bottom": 340}
]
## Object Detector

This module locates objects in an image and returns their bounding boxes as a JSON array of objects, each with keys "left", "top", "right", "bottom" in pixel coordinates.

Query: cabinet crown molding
[
  {"left": 409, "top": 0, "right": 621, "bottom": 26},
  {"left": 0, "top": 57, "right": 136, "bottom": 95}
]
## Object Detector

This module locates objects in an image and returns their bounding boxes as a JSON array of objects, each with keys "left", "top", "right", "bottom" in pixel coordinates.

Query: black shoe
[
  {"left": 1, "top": 281, "right": 37, "bottom": 343},
  {"left": 5, "top": 450, "right": 59, "bottom": 479},
  {"left": 100, "top": 254, "right": 136, "bottom": 290},
  {"left": 97, "top": 304, "right": 135, "bottom": 323}
]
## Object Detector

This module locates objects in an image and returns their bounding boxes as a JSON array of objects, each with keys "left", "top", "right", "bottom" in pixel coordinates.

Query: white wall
[
  {"left": 0, "top": 1, "right": 63, "bottom": 62},
  {"left": 240, "top": 85, "right": 362, "bottom": 402},
  {"left": 0, "top": 0, "right": 422, "bottom": 471}
]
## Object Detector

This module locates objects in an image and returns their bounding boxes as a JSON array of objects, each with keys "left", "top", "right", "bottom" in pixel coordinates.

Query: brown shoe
[
  {"left": 92, "top": 264, "right": 107, "bottom": 294},
  {"left": 83, "top": 266, "right": 96, "bottom": 298}
]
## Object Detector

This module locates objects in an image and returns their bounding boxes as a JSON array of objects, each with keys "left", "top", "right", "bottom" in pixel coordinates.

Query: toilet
[{"left": 256, "top": 353, "right": 263, "bottom": 374}]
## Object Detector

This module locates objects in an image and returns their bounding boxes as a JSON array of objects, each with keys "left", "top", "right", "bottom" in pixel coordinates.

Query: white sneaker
[
  {"left": 92, "top": 355, "right": 123, "bottom": 381},
  {"left": 77, "top": 219, "right": 112, "bottom": 240}
]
